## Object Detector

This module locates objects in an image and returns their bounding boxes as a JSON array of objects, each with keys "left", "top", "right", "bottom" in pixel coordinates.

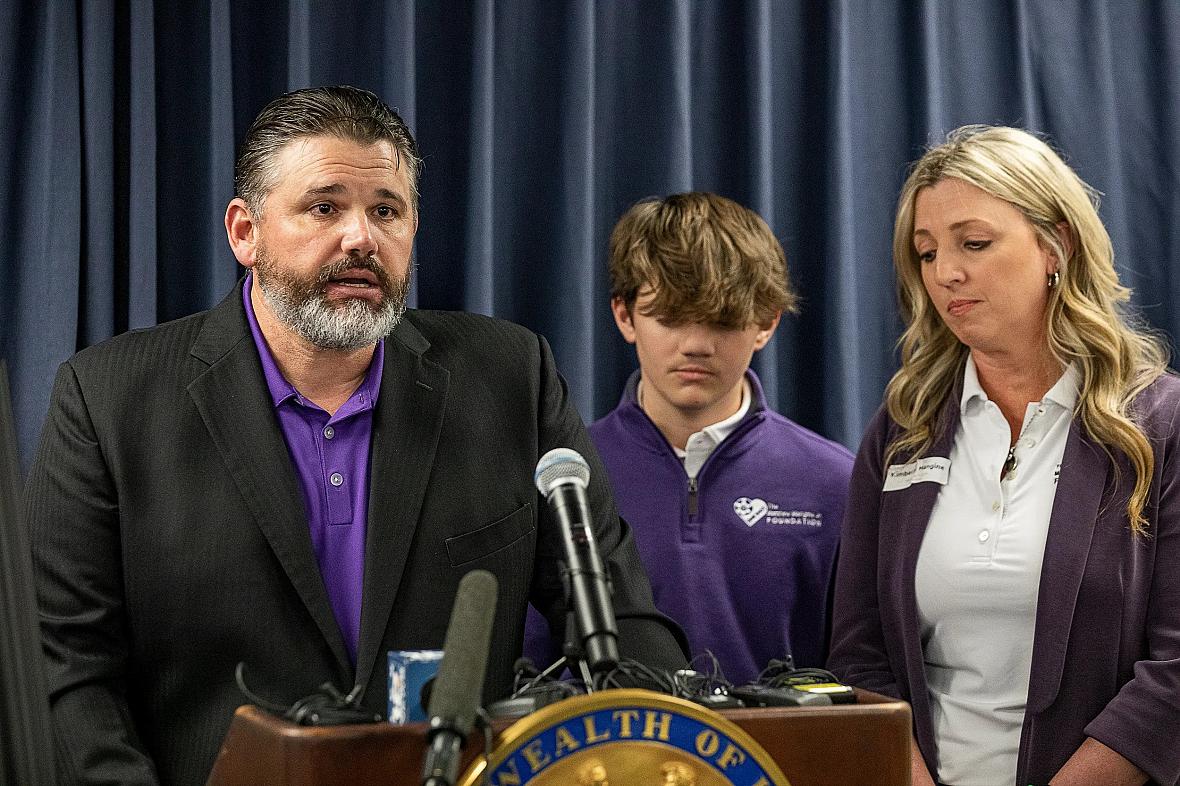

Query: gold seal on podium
[{"left": 458, "top": 689, "right": 790, "bottom": 786}]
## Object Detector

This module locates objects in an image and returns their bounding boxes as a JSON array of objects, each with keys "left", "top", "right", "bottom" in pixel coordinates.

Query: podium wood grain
[{"left": 207, "top": 689, "right": 910, "bottom": 786}]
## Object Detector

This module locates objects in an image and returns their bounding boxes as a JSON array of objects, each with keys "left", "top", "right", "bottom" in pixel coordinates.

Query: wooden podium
[{"left": 207, "top": 689, "right": 910, "bottom": 786}]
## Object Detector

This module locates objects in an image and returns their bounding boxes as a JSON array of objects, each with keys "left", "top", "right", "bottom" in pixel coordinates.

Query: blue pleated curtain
[
  {"left": 2, "top": 2, "right": 1179, "bottom": 781},
  {"left": 3, "top": 0, "right": 1180, "bottom": 470}
]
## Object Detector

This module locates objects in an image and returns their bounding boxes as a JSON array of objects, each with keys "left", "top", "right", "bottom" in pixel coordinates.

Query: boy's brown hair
[{"left": 608, "top": 192, "right": 797, "bottom": 328}]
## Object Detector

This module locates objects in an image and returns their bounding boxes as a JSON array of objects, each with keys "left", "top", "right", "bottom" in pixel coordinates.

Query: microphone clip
[{"left": 234, "top": 662, "right": 381, "bottom": 726}]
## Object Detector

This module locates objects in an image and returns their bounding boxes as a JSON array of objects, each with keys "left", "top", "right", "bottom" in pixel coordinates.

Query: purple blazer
[{"left": 829, "top": 373, "right": 1180, "bottom": 786}]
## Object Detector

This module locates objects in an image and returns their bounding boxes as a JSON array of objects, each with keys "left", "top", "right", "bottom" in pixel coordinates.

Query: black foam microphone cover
[{"left": 421, "top": 569, "right": 498, "bottom": 786}]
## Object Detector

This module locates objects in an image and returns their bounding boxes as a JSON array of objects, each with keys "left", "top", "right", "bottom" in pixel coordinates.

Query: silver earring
[{"left": 1048, "top": 271, "right": 1060, "bottom": 289}]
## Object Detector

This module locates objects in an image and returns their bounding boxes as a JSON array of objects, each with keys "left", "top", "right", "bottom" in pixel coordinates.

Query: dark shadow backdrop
[{"left": 3, "top": 0, "right": 1180, "bottom": 468}]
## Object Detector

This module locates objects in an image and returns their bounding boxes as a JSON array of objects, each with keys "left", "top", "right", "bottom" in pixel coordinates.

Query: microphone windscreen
[
  {"left": 426, "top": 570, "right": 498, "bottom": 736},
  {"left": 534, "top": 448, "right": 590, "bottom": 494}
]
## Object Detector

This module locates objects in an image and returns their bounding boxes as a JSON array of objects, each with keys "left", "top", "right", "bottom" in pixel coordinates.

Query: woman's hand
[
  {"left": 911, "top": 737, "right": 937, "bottom": 786},
  {"left": 1049, "top": 738, "right": 1147, "bottom": 786}
]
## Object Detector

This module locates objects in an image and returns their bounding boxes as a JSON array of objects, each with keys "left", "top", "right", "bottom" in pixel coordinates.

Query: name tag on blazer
[{"left": 882, "top": 457, "right": 950, "bottom": 491}]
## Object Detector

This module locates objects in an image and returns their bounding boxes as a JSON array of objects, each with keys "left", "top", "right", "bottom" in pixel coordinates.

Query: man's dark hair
[{"left": 234, "top": 85, "right": 421, "bottom": 214}]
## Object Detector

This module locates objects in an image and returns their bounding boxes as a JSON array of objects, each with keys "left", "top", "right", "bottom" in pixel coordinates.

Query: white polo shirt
[
  {"left": 638, "top": 377, "right": 752, "bottom": 480},
  {"left": 677, "top": 379, "right": 751, "bottom": 479},
  {"left": 914, "top": 356, "right": 1078, "bottom": 786}
]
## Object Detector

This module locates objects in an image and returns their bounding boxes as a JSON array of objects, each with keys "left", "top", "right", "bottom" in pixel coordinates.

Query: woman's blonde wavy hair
[{"left": 886, "top": 125, "right": 1168, "bottom": 536}]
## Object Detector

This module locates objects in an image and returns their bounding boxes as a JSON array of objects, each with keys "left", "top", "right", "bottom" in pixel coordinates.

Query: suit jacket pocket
[{"left": 445, "top": 503, "right": 535, "bottom": 567}]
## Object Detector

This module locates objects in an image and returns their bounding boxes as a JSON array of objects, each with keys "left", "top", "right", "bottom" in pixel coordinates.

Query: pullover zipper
[{"left": 684, "top": 415, "right": 761, "bottom": 520}]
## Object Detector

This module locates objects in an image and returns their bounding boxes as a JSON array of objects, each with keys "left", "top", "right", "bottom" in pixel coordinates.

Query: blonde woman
[{"left": 828, "top": 126, "right": 1179, "bottom": 786}]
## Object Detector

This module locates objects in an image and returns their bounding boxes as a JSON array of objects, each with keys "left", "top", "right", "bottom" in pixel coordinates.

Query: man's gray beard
[{"left": 255, "top": 253, "right": 410, "bottom": 351}]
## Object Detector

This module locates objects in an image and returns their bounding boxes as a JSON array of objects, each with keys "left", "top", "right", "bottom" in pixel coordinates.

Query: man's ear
[
  {"left": 610, "top": 297, "right": 638, "bottom": 344},
  {"left": 225, "top": 198, "right": 260, "bottom": 268},
  {"left": 752, "top": 312, "right": 782, "bottom": 351}
]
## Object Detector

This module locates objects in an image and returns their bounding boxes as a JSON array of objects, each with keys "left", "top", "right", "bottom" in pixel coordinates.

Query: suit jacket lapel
[
  {"left": 353, "top": 316, "right": 450, "bottom": 693},
  {"left": 186, "top": 287, "right": 352, "bottom": 672},
  {"left": 1025, "top": 421, "right": 1108, "bottom": 713}
]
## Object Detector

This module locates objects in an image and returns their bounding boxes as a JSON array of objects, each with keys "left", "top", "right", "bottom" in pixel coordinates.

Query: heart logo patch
[{"left": 733, "top": 497, "right": 769, "bottom": 526}]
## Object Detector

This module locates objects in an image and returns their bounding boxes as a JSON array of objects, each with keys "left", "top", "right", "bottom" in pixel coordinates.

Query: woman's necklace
[{"left": 1002, "top": 404, "right": 1044, "bottom": 481}]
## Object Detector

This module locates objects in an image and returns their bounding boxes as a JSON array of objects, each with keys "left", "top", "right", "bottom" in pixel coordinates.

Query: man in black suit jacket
[{"left": 25, "top": 86, "right": 686, "bottom": 786}]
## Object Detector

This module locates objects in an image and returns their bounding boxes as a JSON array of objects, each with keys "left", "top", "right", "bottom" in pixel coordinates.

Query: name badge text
[{"left": 883, "top": 458, "right": 950, "bottom": 491}]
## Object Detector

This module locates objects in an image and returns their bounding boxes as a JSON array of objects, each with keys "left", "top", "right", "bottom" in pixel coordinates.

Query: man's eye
[
  {"left": 375, "top": 205, "right": 397, "bottom": 219},
  {"left": 311, "top": 203, "right": 334, "bottom": 215}
]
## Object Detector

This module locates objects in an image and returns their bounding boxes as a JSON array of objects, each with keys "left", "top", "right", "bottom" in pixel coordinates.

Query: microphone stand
[{"left": 561, "top": 594, "right": 596, "bottom": 690}]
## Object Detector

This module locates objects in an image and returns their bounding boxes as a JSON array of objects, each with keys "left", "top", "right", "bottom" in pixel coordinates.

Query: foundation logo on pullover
[
  {"left": 733, "top": 497, "right": 824, "bottom": 528},
  {"left": 733, "top": 497, "right": 769, "bottom": 525}
]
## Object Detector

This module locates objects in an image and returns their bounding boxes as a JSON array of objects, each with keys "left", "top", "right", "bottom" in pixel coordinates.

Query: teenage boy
[{"left": 528, "top": 192, "right": 853, "bottom": 684}]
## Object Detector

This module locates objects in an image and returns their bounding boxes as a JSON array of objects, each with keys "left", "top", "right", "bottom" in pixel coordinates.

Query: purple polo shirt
[{"left": 243, "top": 275, "right": 383, "bottom": 664}]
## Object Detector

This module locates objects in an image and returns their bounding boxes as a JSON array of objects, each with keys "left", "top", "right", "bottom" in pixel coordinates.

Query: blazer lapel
[
  {"left": 186, "top": 288, "right": 352, "bottom": 672},
  {"left": 892, "top": 393, "right": 961, "bottom": 713},
  {"left": 353, "top": 316, "right": 450, "bottom": 693},
  {"left": 1025, "top": 422, "right": 1108, "bottom": 713}
]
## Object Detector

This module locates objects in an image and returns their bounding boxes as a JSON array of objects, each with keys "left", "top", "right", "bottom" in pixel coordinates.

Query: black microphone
[
  {"left": 534, "top": 448, "right": 619, "bottom": 674},
  {"left": 421, "top": 569, "right": 498, "bottom": 786}
]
